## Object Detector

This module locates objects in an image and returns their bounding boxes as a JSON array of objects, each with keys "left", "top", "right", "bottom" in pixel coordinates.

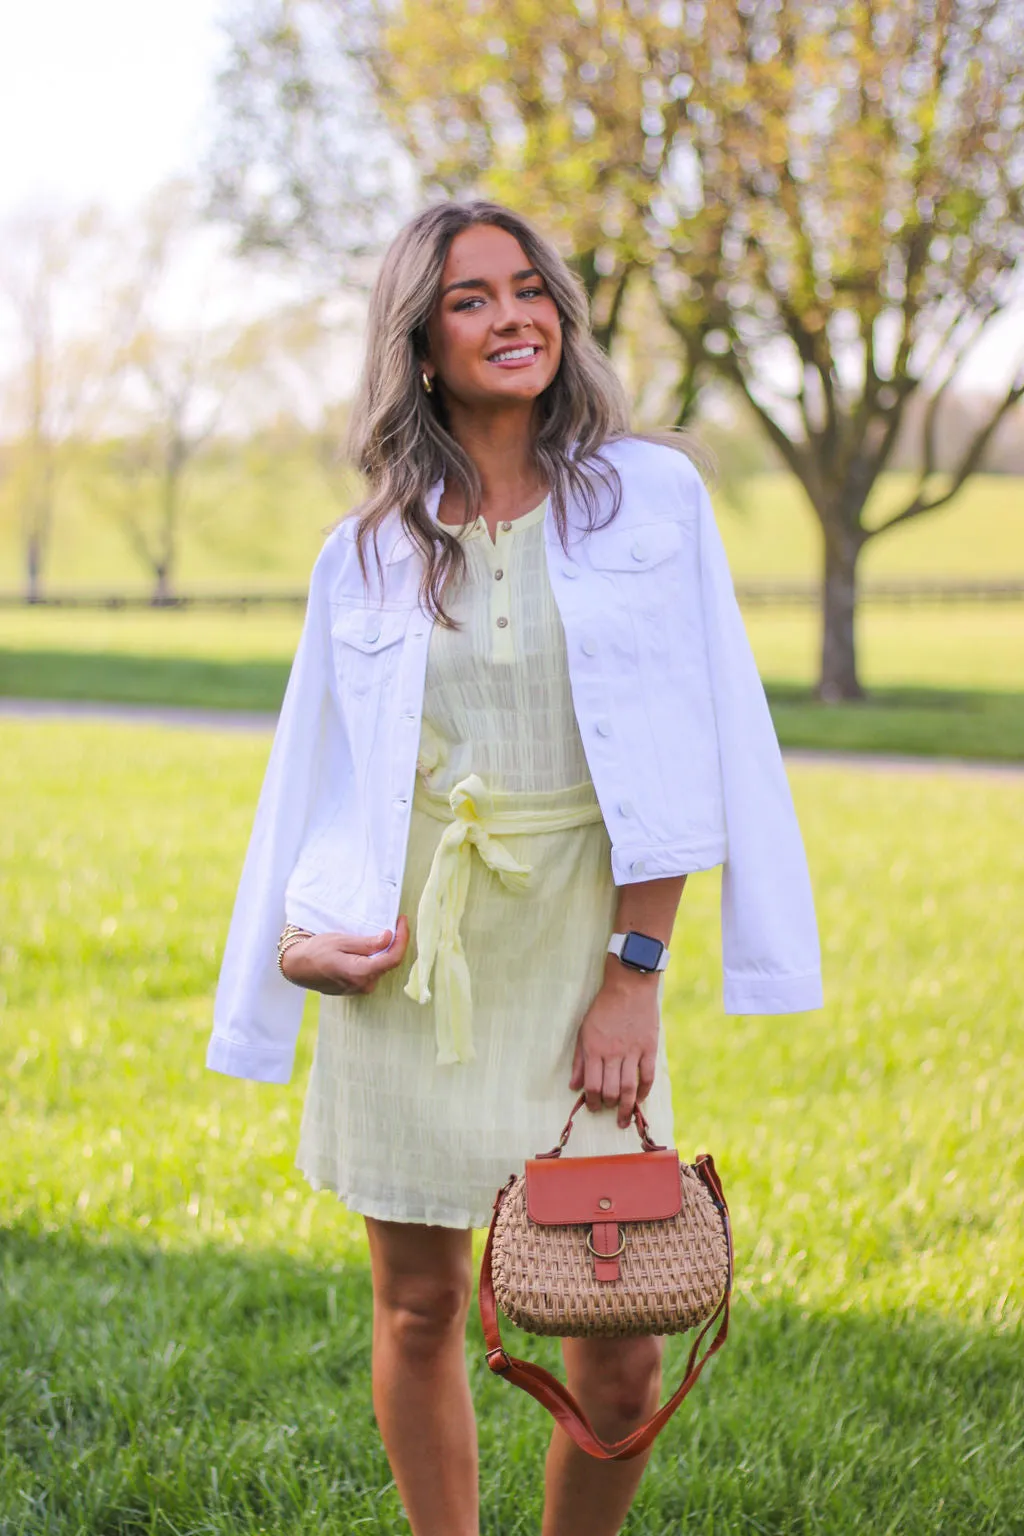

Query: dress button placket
[{"left": 487, "top": 518, "right": 514, "bottom": 663}]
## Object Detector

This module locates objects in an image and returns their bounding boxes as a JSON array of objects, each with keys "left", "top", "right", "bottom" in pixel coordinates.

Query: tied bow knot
[{"left": 403, "top": 773, "right": 533, "bottom": 1065}]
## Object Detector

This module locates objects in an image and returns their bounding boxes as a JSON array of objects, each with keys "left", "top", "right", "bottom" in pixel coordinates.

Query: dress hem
[{"left": 296, "top": 1164, "right": 492, "bottom": 1230}]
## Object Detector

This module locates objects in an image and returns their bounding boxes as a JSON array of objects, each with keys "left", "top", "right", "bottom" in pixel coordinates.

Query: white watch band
[{"left": 607, "top": 931, "right": 669, "bottom": 971}]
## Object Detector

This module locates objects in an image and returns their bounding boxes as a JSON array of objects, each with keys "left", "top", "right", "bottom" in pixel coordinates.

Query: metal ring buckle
[{"left": 585, "top": 1227, "right": 626, "bottom": 1259}]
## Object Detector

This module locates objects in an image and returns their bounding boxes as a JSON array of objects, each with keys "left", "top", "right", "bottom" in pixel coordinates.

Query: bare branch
[{"left": 870, "top": 365, "right": 1024, "bottom": 540}]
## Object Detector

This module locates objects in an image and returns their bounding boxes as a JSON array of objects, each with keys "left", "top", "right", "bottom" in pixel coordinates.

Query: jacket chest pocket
[
  {"left": 583, "top": 520, "right": 688, "bottom": 664},
  {"left": 586, "top": 519, "right": 684, "bottom": 577},
  {"left": 330, "top": 605, "right": 412, "bottom": 698}
]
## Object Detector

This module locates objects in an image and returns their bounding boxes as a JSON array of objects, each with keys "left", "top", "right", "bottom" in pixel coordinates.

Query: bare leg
[
  {"left": 364, "top": 1217, "right": 478, "bottom": 1536},
  {"left": 540, "top": 1334, "right": 664, "bottom": 1536}
]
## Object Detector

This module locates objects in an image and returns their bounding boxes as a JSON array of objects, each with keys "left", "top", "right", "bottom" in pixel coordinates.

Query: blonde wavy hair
[{"left": 345, "top": 199, "right": 704, "bottom": 625}]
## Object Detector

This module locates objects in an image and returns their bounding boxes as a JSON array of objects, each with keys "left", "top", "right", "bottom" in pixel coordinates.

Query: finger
[
  {"left": 366, "top": 915, "right": 411, "bottom": 972},
  {"left": 601, "top": 1056, "right": 622, "bottom": 1111},
  {"left": 584, "top": 1051, "right": 604, "bottom": 1114},
  {"left": 333, "top": 929, "right": 395, "bottom": 957},
  {"left": 637, "top": 1051, "right": 657, "bottom": 1104},
  {"left": 569, "top": 1033, "right": 584, "bottom": 1092},
  {"left": 617, "top": 1054, "right": 640, "bottom": 1129}
]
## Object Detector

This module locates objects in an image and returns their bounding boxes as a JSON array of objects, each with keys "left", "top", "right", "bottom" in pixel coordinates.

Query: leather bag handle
[
  {"left": 479, "top": 1145, "right": 733, "bottom": 1462},
  {"left": 535, "top": 1091, "right": 666, "bottom": 1159}
]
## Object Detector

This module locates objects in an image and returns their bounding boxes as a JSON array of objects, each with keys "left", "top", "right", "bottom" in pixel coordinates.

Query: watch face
[{"left": 620, "top": 932, "right": 664, "bottom": 971}]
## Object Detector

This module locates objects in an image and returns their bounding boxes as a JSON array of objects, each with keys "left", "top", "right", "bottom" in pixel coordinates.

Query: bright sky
[
  {"left": 1, "top": 0, "right": 1021, "bottom": 390},
  {"left": 0, "top": 0, "right": 224, "bottom": 216}
]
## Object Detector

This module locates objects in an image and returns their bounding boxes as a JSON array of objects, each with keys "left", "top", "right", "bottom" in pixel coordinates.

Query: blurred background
[{"left": 1, "top": 4, "right": 1022, "bottom": 1534}]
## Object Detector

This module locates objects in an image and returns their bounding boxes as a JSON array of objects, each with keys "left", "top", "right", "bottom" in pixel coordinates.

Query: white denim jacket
[{"left": 207, "top": 437, "right": 823, "bottom": 1084}]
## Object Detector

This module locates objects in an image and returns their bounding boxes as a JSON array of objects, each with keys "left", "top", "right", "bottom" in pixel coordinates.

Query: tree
[
  {"left": 0, "top": 207, "right": 112, "bottom": 599},
  {"left": 211, "top": 0, "right": 1024, "bottom": 697},
  {"left": 206, "top": 0, "right": 411, "bottom": 280},
  {"left": 99, "top": 182, "right": 322, "bottom": 603}
]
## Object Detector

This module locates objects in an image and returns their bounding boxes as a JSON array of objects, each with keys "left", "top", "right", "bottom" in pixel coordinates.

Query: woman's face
[{"left": 423, "top": 224, "right": 563, "bottom": 411}]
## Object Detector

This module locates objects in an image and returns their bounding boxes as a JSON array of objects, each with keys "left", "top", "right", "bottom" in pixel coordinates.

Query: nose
[{"left": 492, "top": 294, "right": 534, "bottom": 333}]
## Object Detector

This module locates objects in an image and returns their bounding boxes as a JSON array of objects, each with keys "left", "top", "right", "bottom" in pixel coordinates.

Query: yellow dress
[{"left": 294, "top": 498, "right": 676, "bottom": 1228}]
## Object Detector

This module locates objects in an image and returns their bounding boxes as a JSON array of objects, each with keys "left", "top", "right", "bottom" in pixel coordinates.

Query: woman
[{"left": 208, "top": 200, "right": 822, "bottom": 1536}]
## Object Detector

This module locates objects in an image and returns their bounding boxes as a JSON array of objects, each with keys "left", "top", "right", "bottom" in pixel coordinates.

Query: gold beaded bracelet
[{"left": 277, "top": 923, "right": 314, "bottom": 976}]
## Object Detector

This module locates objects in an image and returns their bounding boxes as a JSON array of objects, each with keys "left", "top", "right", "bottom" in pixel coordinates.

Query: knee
[
  {"left": 568, "top": 1335, "right": 664, "bottom": 1430},
  {"left": 376, "top": 1273, "right": 472, "bottom": 1356}
]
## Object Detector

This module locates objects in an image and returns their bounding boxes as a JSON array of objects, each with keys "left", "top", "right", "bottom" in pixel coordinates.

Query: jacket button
[
  {"left": 631, "top": 858, "right": 646, "bottom": 875},
  {"left": 595, "top": 719, "right": 611, "bottom": 737},
  {"left": 581, "top": 638, "right": 597, "bottom": 656},
  {"left": 365, "top": 624, "right": 381, "bottom": 644},
  {"left": 630, "top": 541, "right": 646, "bottom": 562},
  {"left": 563, "top": 565, "right": 579, "bottom": 579},
  {"left": 618, "top": 800, "right": 634, "bottom": 817}
]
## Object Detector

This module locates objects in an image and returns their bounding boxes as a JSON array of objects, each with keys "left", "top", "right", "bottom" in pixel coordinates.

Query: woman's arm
[{"left": 570, "top": 874, "right": 686, "bottom": 1127}]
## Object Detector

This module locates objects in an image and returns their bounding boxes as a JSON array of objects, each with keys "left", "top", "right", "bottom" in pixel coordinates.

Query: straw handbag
[{"left": 479, "top": 1092, "right": 733, "bottom": 1461}]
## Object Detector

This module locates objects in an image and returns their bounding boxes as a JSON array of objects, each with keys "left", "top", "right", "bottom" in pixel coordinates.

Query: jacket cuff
[
  {"left": 723, "top": 971, "right": 823, "bottom": 1016},
  {"left": 206, "top": 1034, "right": 295, "bottom": 1084},
  {"left": 610, "top": 835, "right": 727, "bottom": 884}
]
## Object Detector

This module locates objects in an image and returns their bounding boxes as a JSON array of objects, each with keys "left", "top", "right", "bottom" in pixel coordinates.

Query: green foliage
[{"left": 1, "top": 721, "right": 1022, "bottom": 1532}]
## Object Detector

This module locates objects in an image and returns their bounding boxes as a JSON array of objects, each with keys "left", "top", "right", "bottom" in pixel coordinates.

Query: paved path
[{"left": 2, "top": 696, "right": 1022, "bottom": 778}]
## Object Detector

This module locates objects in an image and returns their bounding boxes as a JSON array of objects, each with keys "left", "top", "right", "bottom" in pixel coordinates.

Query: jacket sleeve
[
  {"left": 691, "top": 467, "right": 824, "bottom": 1015},
  {"left": 206, "top": 541, "right": 337, "bottom": 1084}
]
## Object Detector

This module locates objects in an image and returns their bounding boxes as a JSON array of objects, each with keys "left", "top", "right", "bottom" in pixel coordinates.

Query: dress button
[
  {"left": 618, "top": 799, "right": 634, "bottom": 817},
  {"left": 581, "top": 638, "right": 597, "bottom": 657},
  {"left": 496, "top": 616, "right": 509, "bottom": 629},
  {"left": 494, "top": 568, "right": 504, "bottom": 581},
  {"left": 501, "top": 520, "right": 512, "bottom": 531},
  {"left": 595, "top": 718, "right": 611, "bottom": 737},
  {"left": 631, "top": 858, "right": 646, "bottom": 876},
  {"left": 630, "top": 541, "right": 646, "bottom": 562}
]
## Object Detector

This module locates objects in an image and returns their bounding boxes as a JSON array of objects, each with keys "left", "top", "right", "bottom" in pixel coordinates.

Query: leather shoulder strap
[{"left": 478, "top": 1156, "right": 731, "bottom": 1462}]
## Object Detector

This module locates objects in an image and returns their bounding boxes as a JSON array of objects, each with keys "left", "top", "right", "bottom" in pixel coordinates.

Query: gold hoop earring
[{"left": 421, "top": 370, "right": 434, "bottom": 395}]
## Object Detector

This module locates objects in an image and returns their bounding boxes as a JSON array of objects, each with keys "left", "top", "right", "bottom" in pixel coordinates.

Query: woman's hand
[
  {"left": 281, "top": 914, "right": 411, "bottom": 995},
  {"left": 569, "top": 962, "right": 660, "bottom": 1129}
]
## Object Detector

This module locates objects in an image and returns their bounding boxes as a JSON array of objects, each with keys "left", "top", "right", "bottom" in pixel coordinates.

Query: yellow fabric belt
[{"left": 402, "top": 772, "right": 604, "bottom": 1066}]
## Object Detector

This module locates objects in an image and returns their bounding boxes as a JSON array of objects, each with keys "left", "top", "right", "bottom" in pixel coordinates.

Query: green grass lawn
[
  {"left": 2, "top": 603, "right": 1022, "bottom": 759},
  {"left": 2, "top": 719, "right": 1022, "bottom": 1533}
]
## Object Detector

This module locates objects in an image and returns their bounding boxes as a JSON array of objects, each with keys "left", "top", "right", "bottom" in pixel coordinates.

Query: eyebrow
[{"left": 440, "top": 267, "right": 541, "bottom": 299}]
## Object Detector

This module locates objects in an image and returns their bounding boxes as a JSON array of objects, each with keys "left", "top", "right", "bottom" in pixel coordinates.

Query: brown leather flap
[{"left": 525, "top": 1149, "right": 682, "bottom": 1226}]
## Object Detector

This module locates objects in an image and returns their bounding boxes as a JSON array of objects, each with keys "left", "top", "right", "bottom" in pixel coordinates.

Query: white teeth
[{"left": 490, "top": 346, "right": 538, "bottom": 362}]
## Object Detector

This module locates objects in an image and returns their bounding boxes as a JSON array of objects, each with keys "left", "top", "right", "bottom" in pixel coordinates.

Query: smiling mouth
[{"left": 487, "top": 345, "right": 541, "bottom": 364}]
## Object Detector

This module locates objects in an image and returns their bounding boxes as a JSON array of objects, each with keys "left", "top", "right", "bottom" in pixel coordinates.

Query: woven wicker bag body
[
  {"left": 491, "top": 1159, "right": 729, "bottom": 1338},
  {"left": 479, "top": 1093, "right": 733, "bottom": 1461}
]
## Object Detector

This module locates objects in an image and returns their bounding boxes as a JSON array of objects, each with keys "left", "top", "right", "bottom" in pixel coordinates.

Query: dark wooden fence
[{"left": 1, "top": 579, "right": 1022, "bottom": 611}]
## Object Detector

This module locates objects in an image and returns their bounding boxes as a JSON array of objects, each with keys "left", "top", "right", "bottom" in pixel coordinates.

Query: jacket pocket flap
[
  {"left": 587, "top": 520, "right": 683, "bottom": 572},
  {"left": 525, "top": 1150, "right": 682, "bottom": 1225},
  {"left": 330, "top": 606, "right": 411, "bottom": 654}
]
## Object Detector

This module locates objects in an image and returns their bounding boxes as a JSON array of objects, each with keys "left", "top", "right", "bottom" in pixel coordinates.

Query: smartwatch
[{"left": 607, "top": 930, "right": 669, "bottom": 974}]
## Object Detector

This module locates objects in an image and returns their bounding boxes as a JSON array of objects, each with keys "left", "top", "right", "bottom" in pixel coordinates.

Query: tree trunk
[
  {"left": 152, "top": 454, "right": 182, "bottom": 606},
  {"left": 819, "top": 532, "right": 865, "bottom": 702},
  {"left": 25, "top": 532, "right": 43, "bottom": 604},
  {"left": 152, "top": 564, "right": 172, "bottom": 605}
]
